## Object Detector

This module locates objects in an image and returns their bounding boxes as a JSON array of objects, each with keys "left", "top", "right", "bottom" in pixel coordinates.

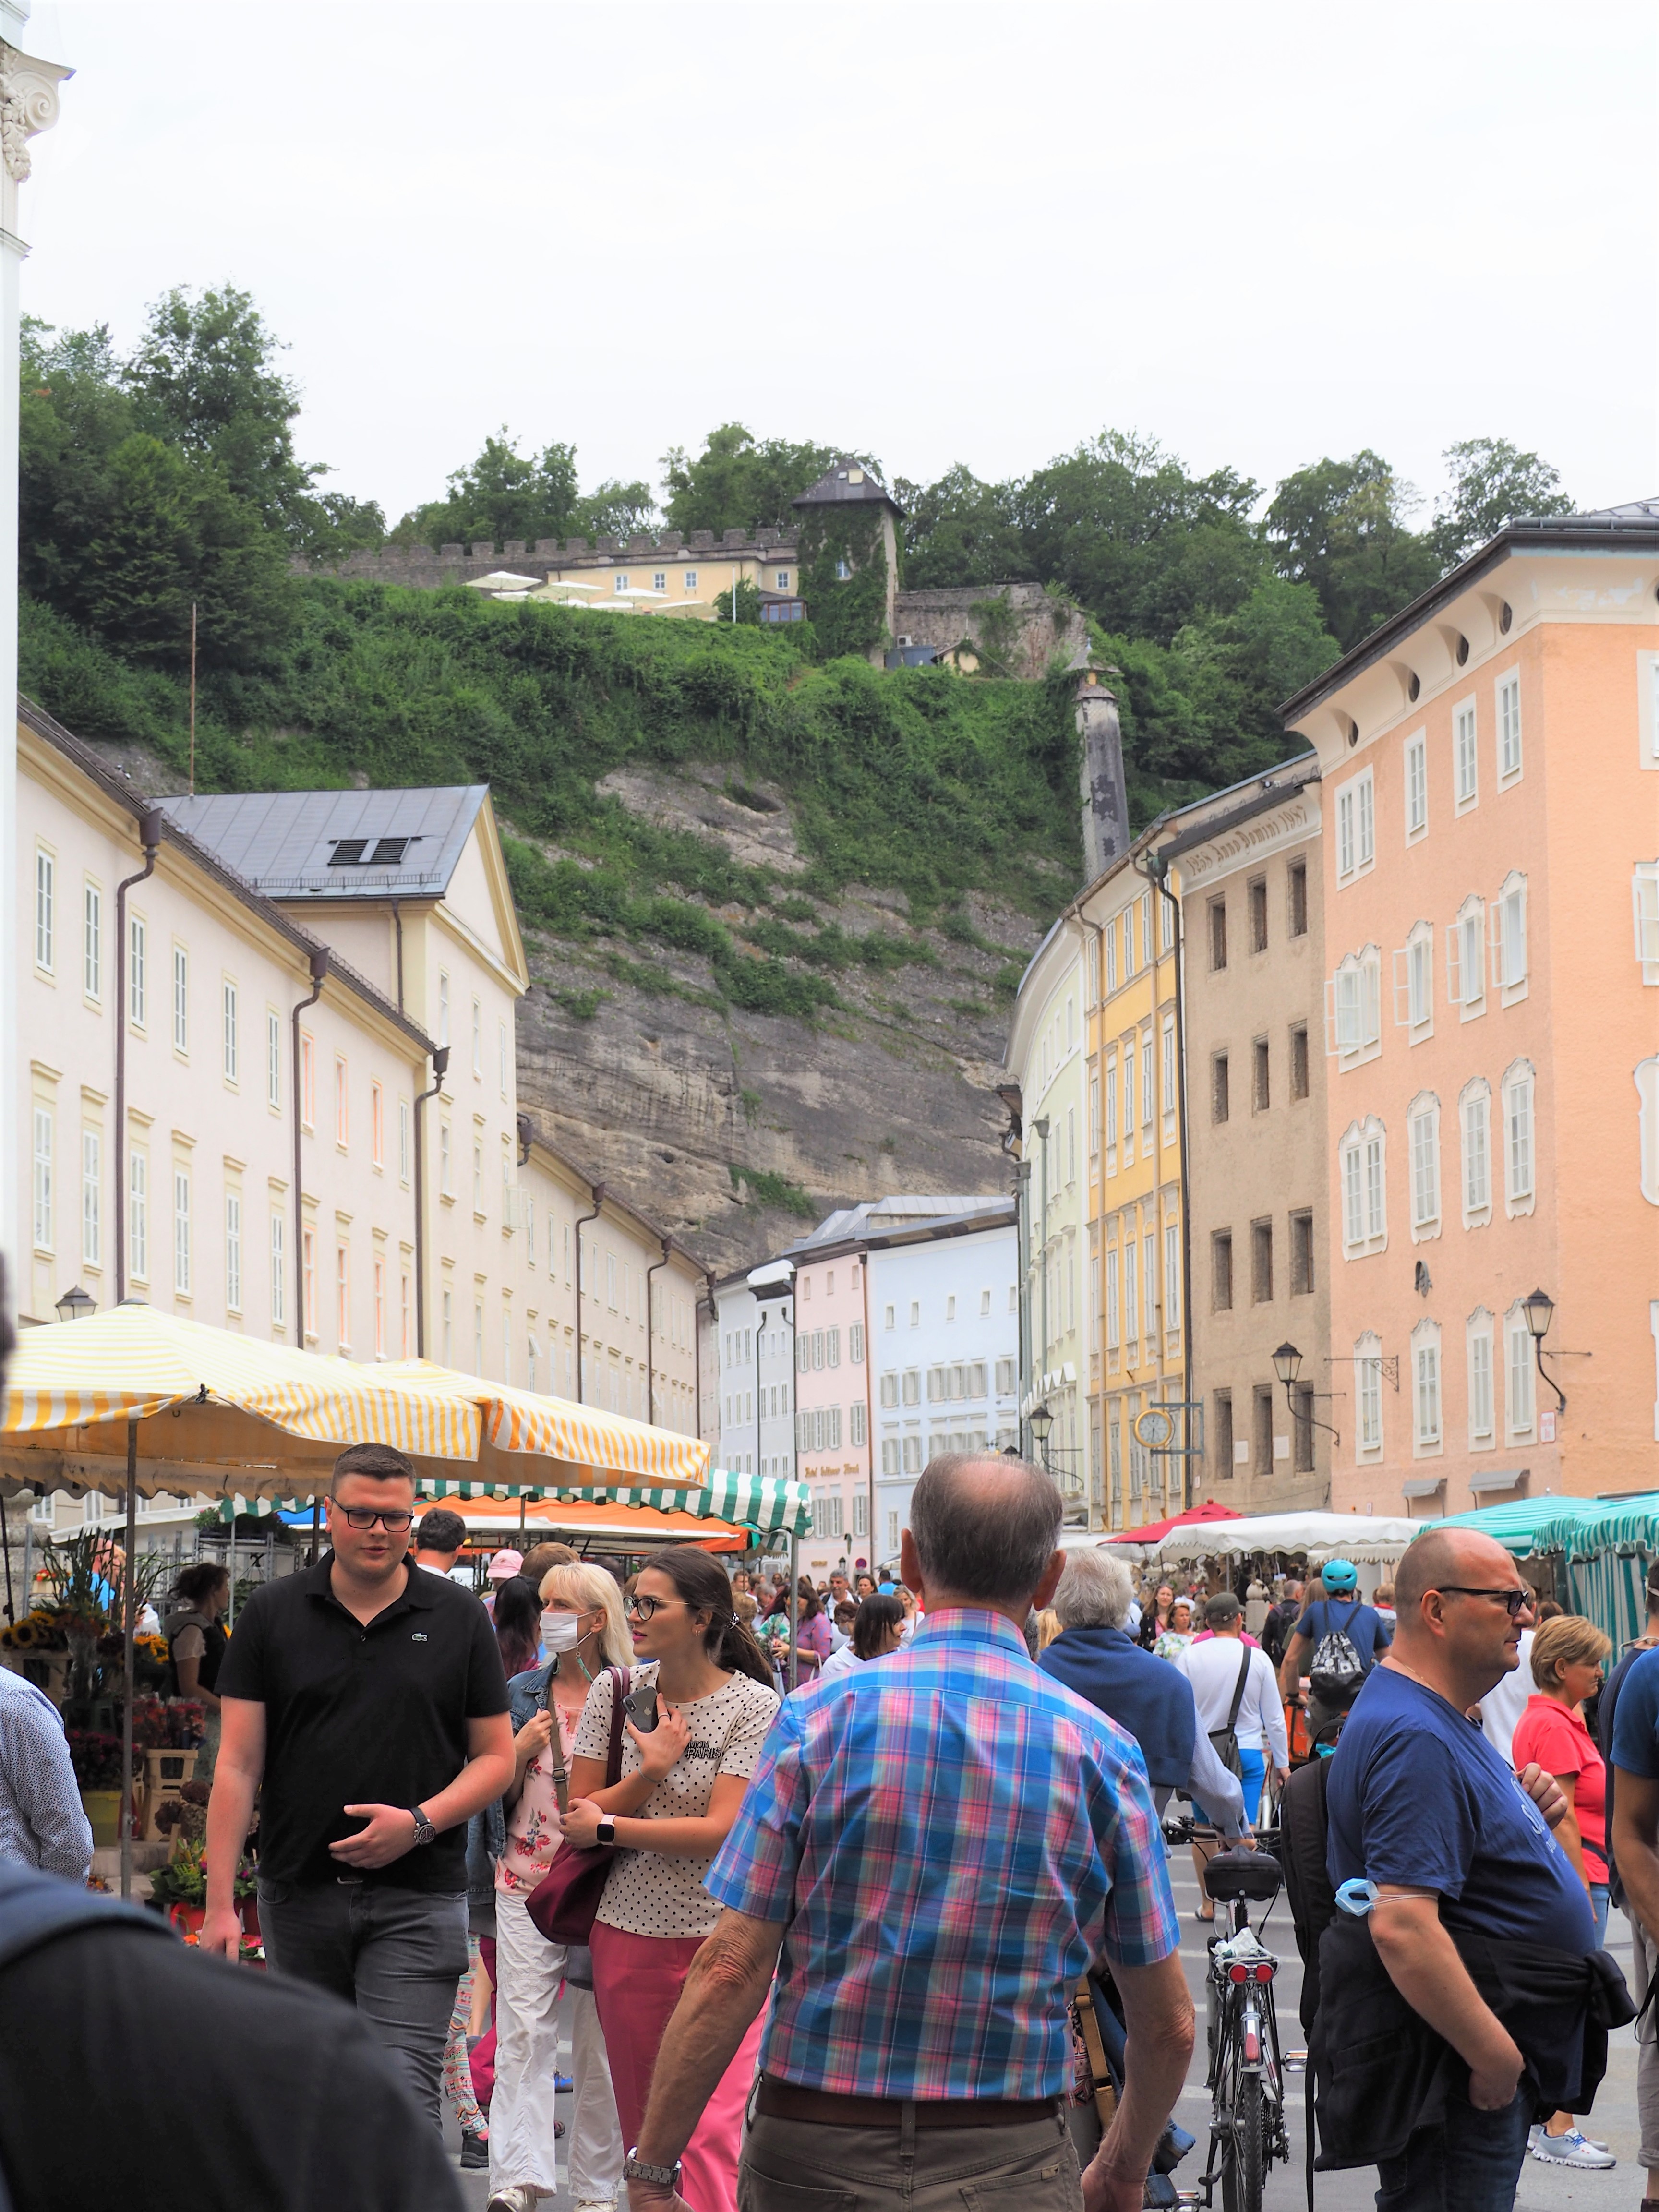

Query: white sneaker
[
  {"left": 1528, "top": 2126, "right": 1616, "bottom": 2168},
  {"left": 484, "top": 2189, "right": 539, "bottom": 2212}
]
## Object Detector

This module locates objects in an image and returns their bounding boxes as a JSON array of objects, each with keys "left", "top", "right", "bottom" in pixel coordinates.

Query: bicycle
[{"left": 1193, "top": 1846, "right": 1291, "bottom": 2212}]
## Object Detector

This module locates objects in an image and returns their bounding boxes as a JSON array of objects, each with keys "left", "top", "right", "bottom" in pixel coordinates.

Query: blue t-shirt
[
  {"left": 1298, "top": 1598, "right": 1390, "bottom": 1671},
  {"left": 1610, "top": 1646, "right": 1659, "bottom": 1778},
  {"left": 1326, "top": 1664, "right": 1596, "bottom": 1953}
]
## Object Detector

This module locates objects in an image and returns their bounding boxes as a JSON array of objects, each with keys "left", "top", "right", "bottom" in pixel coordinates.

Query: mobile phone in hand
[{"left": 623, "top": 1683, "right": 659, "bottom": 1734}]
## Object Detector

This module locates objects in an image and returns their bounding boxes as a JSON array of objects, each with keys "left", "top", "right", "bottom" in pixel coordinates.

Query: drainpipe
[
  {"left": 113, "top": 810, "right": 164, "bottom": 1301},
  {"left": 573, "top": 1185, "right": 605, "bottom": 1404},
  {"left": 290, "top": 950, "right": 329, "bottom": 1342},
  {"left": 857, "top": 1253, "right": 874, "bottom": 1570},
  {"left": 412, "top": 1044, "right": 450, "bottom": 1356},
  {"left": 646, "top": 1237, "right": 671, "bottom": 1426}
]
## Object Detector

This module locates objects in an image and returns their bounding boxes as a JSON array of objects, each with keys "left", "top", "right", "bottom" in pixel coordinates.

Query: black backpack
[{"left": 1279, "top": 1754, "right": 1337, "bottom": 2037}]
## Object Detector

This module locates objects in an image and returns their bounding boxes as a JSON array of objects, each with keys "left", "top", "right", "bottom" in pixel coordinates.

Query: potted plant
[
  {"left": 148, "top": 1839, "right": 207, "bottom": 1936},
  {"left": 66, "top": 1726, "right": 138, "bottom": 1846}
]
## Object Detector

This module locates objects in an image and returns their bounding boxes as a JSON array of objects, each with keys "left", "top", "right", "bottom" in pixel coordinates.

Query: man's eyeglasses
[
  {"left": 625, "top": 1593, "right": 684, "bottom": 1622},
  {"left": 336, "top": 1507, "right": 414, "bottom": 1533},
  {"left": 1435, "top": 1585, "right": 1533, "bottom": 1618}
]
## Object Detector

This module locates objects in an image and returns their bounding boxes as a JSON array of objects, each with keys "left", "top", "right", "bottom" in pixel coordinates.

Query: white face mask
[{"left": 543, "top": 1613, "right": 584, "bottom": 1653}]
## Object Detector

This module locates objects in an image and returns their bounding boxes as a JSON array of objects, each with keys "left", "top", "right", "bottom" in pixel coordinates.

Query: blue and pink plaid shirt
[{"left": 703, "top": 1606, "right": 1179, "bottom": 2099}]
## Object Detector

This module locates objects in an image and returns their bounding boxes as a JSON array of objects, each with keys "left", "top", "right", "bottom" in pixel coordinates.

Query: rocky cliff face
[{"left": 510, "top": 762, "right": 1047, "bottom": 1274}]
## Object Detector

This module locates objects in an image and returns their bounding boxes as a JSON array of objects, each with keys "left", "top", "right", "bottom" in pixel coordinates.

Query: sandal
[{"left": 1193, "top": 1906, "right": 1214, "bottom": 1923}]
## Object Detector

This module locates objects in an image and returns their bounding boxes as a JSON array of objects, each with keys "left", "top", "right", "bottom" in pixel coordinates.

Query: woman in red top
[{"left": 1511, "top": 1611, "right": 1614, "bottom": 2170}]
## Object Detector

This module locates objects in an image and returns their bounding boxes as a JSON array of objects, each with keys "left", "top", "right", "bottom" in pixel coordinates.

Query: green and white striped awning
[{"left": 216, "top": 1468, "right": 812, "bottom": 1539}]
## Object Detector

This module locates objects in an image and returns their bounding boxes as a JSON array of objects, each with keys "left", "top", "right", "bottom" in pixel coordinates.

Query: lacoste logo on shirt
[{"left": 411, "top": 1632, "right": 429, "bottom": 1644}]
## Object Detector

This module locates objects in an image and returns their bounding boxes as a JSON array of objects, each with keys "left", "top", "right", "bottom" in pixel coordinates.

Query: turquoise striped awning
[{"left": 216, "top": 1467, "right": 813, "bottom": 1539}]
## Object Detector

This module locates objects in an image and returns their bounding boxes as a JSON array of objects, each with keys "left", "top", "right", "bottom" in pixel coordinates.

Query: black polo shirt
[{"left": 219, "top": 1553, "right": 508, "bottom": 1891}]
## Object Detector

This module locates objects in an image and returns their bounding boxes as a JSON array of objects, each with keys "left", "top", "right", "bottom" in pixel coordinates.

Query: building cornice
[{"left": 1168, "top": 789, "right": 1323, "bottom": 890}]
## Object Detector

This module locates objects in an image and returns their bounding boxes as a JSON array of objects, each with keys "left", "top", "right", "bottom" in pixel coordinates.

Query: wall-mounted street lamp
[
  {"left": 54, "top": 1284, "right": 96, "bottom": 1323},
  {"left": 1522, "top": 1288, "right": 1567, "bottom": 1413},
  {"left": 1272, "top": 1341, "right": 1341, "bottom": 1451},
  {"left": 1029, "top": 1402, "right": 1054, "bottom": 1470}
]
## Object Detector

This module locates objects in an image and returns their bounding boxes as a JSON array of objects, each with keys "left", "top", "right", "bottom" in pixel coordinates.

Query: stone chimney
[{"left": 1070, "top": 646, "right": 1129, "bottom": 883}]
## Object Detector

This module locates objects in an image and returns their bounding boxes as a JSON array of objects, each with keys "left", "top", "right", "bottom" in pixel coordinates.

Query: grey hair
[
  {"left": 908, "top": 1454, "right": 1062, "bottom": 1606},
  {"left": 1053, "top": 1547, "right": 1135, "bottom": 1630}
]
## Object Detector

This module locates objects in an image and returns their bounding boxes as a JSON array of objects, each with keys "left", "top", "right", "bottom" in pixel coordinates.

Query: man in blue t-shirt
[
  {"left": 1608, "top": 1633, "right": 1659, "bottom": 2205},
  {"left": 1322, "top": 1529, "right": 1587, "bottom": 2212},
  {"left": 1278, "top": 1558, "right": 1391, "bottom": 1738}
]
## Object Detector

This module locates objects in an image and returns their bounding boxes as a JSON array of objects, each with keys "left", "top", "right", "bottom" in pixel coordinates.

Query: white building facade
[{"left": 711, "top": 1266, "right": 796, "bottom": 1481}]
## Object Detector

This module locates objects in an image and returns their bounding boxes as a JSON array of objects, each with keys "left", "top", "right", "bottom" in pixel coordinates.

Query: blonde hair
[
  {"left": 1530, "top": 1613, "right": 1610, "bottom": 1692},
  {"left": 540, "top": 1562, "right": 634, "bottom": 1667},
  {"left": 1034, "top": 1608, "right": 1063, "bottom": 1651}
]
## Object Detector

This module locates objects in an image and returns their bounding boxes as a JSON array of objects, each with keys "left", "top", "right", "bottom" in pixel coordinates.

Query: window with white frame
[
  {"left": 225, "top": 1190, "right": 242, "bottom": 1311},
  {"left": 1122, "top": 1043, "right": 1135, "bottom": 1143},
  {"left": 1328, "top": 948, "right": 1382, "bottom": 1061},
  {"left": 83, "top": 881, "right": 101, "bottom": 1000},
  {"left": 172, "top": 946, "right": 189, "bottom": 1054},
  {"left": 1455, "top": 699, "right": 1479, "bottom": 808},
  {"left": 1460, "top": 1078, "right": 1492, "bottom": 1226},
  {"left": 1335, "top": 769, "right": 1375, "bottom": 883},
  {"left": 1506, "top": 1307, "right": 1535, "bottom": 1438},
  {"left": 270, "top": 1214, "right": 285, "bottom": 1326},
  {"left": 129, "top": 1151, "right": 148, "bottom": 1280},
  {"left": 1448, "top": 897, "right": 1486, "bottom": 1015},
  {"left": 1503, "top": 1060, "right": 1535, "bottom": 1212},
  {"left": 470, "top": 998, "right": 481, "bottom": 1077},
  {"left": 1496, "top": 670, "right": 1522, "bottom": 782},
  {"left": 1162, "top": 1017, "right": 1177, "bottom": 1128},
  {"left": 1405, "top": 730, "right": 1428, "bottom": 840},
  {"left": 1412, "top": 1322, "right": 1442, "bottom": 1452},
  {"left": 1104, "top": 1051, "right": 1118, "bottom": 1150},
  {"left": 31, "top": 1106, "right": 52, "bottom": 1250},
  {"left": 1141, "top": 1031, "right": 1154, "bottom": 1129},
  {"left": 1339, "top": 1117, "right": 1387, "bottom": 1256},
  {"left": 34, "top": 847, "right": 53, "bottom": 972},
  {"left": 1106, "top": 1243, "right": 1120, "bottom": 1349},
  {"left": 222, "top": 980, "right": 238, "bottom": 1084},
  {"left": 1105, "top": 918, "right": 1118, "bottom": 994},
  {"left": 1164, "top": 1221, "right": 1180, "bottom": 1334},
  {"left": 1394, "top": 921, "right": 1434, "bottom": 1038},
  {"left": 1124, "top": 1240, "right": 1139, "bottom": 1346},
  {"left": 1088, "top": 1077, "right": 1100, "bottom": 1161},
  {"left": 173, "top": 1167, "right": 191, "bottom": 1295},
  {"left": 335, "top": 1057, "right": 349, "bottom": 1147},
  {"left": 1467, "top": 1309, "right": 1495, "bottom": 1446},
  {"left": 81, "top": 1130, "right": 99, "bottom": 1268},
  {"left": 1356, "top": 1331, "right": 1383, "bottom": 1456},
  {"left": 1637, "top": 1058, "right": 1659, "bottom": 1206},
  {"left": 438, "top": 972, "right": 450, "bottom": 1046},
  {"left": 129, "top": 915, "right": 147, "bottom": 1027},
  {"left": 371, "top": 1082, "right": 384, "bottom": 1169},
  {"left": 1492, "top": 871, "right": 1527, "bottom": 998},
  {"left": 1635, "top": 864, "right": 1659, "bottom": 984},
  {"left": 266, "top": 1011, "right": 281, "bottom": 1110},
  {"left": 1143, "top": 1230, "right": 1157, "bottom": 1339},
  {"left": 1407, "top": 1093, "right": 1441, "bottom": 1237}
]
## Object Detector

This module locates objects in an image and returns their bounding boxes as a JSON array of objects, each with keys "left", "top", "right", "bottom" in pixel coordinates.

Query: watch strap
[
  {"left": 624, "top": 2149, "right": 682, "bottom": 2188},
  {"left": 597, "top": 1814, "right": 617, "bottom": 1847},
  {"left": 408, "top": 1804, "right": 436, "bottom": 1844}
]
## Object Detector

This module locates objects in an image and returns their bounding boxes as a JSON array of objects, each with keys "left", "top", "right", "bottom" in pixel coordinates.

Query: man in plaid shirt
[{"left": 619, "top": 1454, "right": 1193, "bottom": 2212}]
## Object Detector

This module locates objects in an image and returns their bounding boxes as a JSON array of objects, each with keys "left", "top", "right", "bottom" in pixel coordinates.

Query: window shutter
[{"left": 1635, "top": 868, "right": 1659, "bottom": 981}]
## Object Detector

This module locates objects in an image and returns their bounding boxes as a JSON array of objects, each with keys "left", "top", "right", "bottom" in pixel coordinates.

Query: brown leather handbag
[{"left": 525, "top": 1664, "right": 630, "bottom": 1945}]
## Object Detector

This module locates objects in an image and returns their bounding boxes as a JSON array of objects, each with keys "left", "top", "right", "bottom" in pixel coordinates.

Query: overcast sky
[{"left": 18, "top": 1, "right": 1658, "bottom": 528}]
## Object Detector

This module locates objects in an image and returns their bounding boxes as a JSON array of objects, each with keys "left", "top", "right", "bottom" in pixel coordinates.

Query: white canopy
[
  {"left": 466, "top": 571, "right": 541, "bottom": 591},
  {"left": 1146, "top": 1510, "right": 1419, "bottom": 1565}
]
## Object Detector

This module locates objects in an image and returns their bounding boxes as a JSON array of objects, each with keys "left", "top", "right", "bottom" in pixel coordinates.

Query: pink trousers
[{"left": 590, "top": 1921, "right": 765, "bottom": 2212}]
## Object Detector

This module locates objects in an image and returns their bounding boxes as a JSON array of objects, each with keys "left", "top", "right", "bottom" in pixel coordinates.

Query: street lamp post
[
  {"left": 1029, "top": 1402, "right": 1054, "bottom": 1473},
  {"left": 1522, "top": 1288, "right": 1567, "bottom": 1414},
  {"left": 54, "top": 1284, "right": 96, "bottom": 1323},
  {"left": 1272, "top": 1340, "right": 1341, "bottom": 1454}
]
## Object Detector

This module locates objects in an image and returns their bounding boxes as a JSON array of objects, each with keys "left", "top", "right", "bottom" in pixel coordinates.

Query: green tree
[
  {"left": 661, "top": 423, "right": 879, "bottom": 538},
  {"left": 1013, "top": 431, "right": 1267, "bottom": 644},
  {"left": 1429, "top": 437, "right": 1574, "bottom": 569},
  {"left": 391, "top": 430, "right": 652, "bottom": 550},
  {"left": 1264, "top": 450, "right": 1440, "bottom": 652},
  {"left": 896, "top": 465, "right": 1029, "bottom": 589}
]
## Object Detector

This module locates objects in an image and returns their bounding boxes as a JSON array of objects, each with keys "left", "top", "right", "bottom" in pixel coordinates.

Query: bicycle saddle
[{"left": 1203, "top": 1849, "right": 1284, "bottom": 1904}]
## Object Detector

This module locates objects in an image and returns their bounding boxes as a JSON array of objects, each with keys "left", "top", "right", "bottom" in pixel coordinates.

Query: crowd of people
[{"left": 2, "top": 1444, "right": 1657, "bottom": 2211}]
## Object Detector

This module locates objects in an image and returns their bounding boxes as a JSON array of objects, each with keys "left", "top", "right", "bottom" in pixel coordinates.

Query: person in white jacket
[{"left": 1178, "top": 1591, "right": 1291, "bottom": 1918}]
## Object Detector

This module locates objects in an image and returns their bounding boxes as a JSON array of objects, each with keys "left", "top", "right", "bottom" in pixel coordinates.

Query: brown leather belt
[{"left": 754, "top": 2076, "right": 1060, "bottom": 2129}]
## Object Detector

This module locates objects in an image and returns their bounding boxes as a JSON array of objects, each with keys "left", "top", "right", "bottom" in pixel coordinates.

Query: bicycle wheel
[{"left": 1221, "top": 2066, "right": 1265, "bottom": 2212}]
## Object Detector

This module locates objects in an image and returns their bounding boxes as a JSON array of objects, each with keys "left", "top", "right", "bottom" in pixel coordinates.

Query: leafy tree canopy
[
  {"left": 661, "top": 422, "right": 881, "bottom": 538},
  {"left": 1429, "top": 436, "right": 1575, "bottom": 569},
  {"left": 1262, "top": 449, "right": 1441, "bottom": 653},
  {"left": 390, "top": 429, "right": 653, "bottom": 552}
]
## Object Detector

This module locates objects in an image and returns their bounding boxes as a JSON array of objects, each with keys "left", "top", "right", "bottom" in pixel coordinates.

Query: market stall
[
  {"left": 1144, "top": 1509, "right": 1419, "bottom": 1567},
  {"left": 1429, "top": 1492, "right": 1659, "bottom": 1647}
]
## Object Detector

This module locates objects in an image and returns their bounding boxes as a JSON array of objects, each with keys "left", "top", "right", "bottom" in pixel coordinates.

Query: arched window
[
  {"left": 1466, "top": 1309, "right": 1495, "bottom": 1449},
  {"left": 1355, "top": 1331, "right": 1384, "bottom": 1459},
  {"left": 1339, "top": 1118, "right": 1388, "bottom": 1257}
]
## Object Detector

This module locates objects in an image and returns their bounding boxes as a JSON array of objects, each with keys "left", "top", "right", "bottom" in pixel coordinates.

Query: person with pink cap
[{"left": 482, "top": 1550, "right": 524, "bottom": 1622}]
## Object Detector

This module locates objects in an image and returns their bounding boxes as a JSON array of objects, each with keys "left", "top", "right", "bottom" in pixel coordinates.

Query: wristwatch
[
  {"left": 624, "top": 2149, "right": 682, "bottom": 2190},
  {"left": 407, "top": 1804, "right": 436, "bottom": 1847},
  {"left": 596, "top": 1814, "right": 617, "bottom": 1847}
]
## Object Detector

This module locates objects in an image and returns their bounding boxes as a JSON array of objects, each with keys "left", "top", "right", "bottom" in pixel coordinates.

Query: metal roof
[
  {"left": 156, "top": 786, "right": 489, "bottom": 900},
  {"left": 792, "top": 461, "right": 903, "bottom": 515},
  {"left": 782, "top": 1194, "right": 1012, "bottom": 1255}
]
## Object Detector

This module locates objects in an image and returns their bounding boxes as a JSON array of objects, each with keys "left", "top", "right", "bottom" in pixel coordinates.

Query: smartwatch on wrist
[
  {"left": 624, "top": 2148, "right": 682, "bottom": 2190},
  {"left": 597, "top": 1814, "right": 617, "bottom": 1847},
  {"left": 408, "top": 1804, "right": 436, "bottom": 1847}
]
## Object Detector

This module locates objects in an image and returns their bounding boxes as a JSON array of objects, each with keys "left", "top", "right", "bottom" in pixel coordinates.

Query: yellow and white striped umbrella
[
  {"left": 0, "top": 1304, "right": 481, "bottom": 1500},
  {"left": 376, "top": 1360, "right": 709, "bottom": 1491}
]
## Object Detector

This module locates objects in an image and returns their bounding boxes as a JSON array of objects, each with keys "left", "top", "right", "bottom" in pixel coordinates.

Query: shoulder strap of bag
[
  {"left": 1227, "top": 1643, "right": 1252, "bottom": 1732},
  {"left": 604, "top": 1665, "right": 632, "bottom": 1788}
]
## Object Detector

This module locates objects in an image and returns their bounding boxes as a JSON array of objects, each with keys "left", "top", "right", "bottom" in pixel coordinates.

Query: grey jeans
[
  {"left": 259, "top": 1878, "right": 469, "bottom": 2129},
  {"left": 1626, "top": 1907, "right": 1659, "bottom": 2171},
  {"left": 738, "top": 2106, "right": 1082, "bottom": 2212}
]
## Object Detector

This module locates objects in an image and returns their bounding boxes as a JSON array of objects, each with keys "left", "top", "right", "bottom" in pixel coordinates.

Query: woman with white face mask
[{"left": 487, "top": 1563, "right": 633, "bottom": 2212}]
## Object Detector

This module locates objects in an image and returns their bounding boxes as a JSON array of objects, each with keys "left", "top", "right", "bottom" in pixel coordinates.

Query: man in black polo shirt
[{"left": 204, "top": 1443, "right": 513, "bottom": 2127}]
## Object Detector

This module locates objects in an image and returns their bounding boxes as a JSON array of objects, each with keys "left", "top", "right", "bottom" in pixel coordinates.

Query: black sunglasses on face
[{"left": 1435, "top": 1585, "right": 1533, "bottom": 1618}]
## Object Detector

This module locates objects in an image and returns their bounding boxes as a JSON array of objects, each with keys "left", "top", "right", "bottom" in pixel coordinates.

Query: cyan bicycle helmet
[{"left": 1321, "top": 1557, "right": 1358, "bottom": 1594}]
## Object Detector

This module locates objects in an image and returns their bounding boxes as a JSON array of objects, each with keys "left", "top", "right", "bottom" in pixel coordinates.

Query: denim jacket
[{"left": 465, "top": 1658, "right": 555, "bottom": 1932}]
